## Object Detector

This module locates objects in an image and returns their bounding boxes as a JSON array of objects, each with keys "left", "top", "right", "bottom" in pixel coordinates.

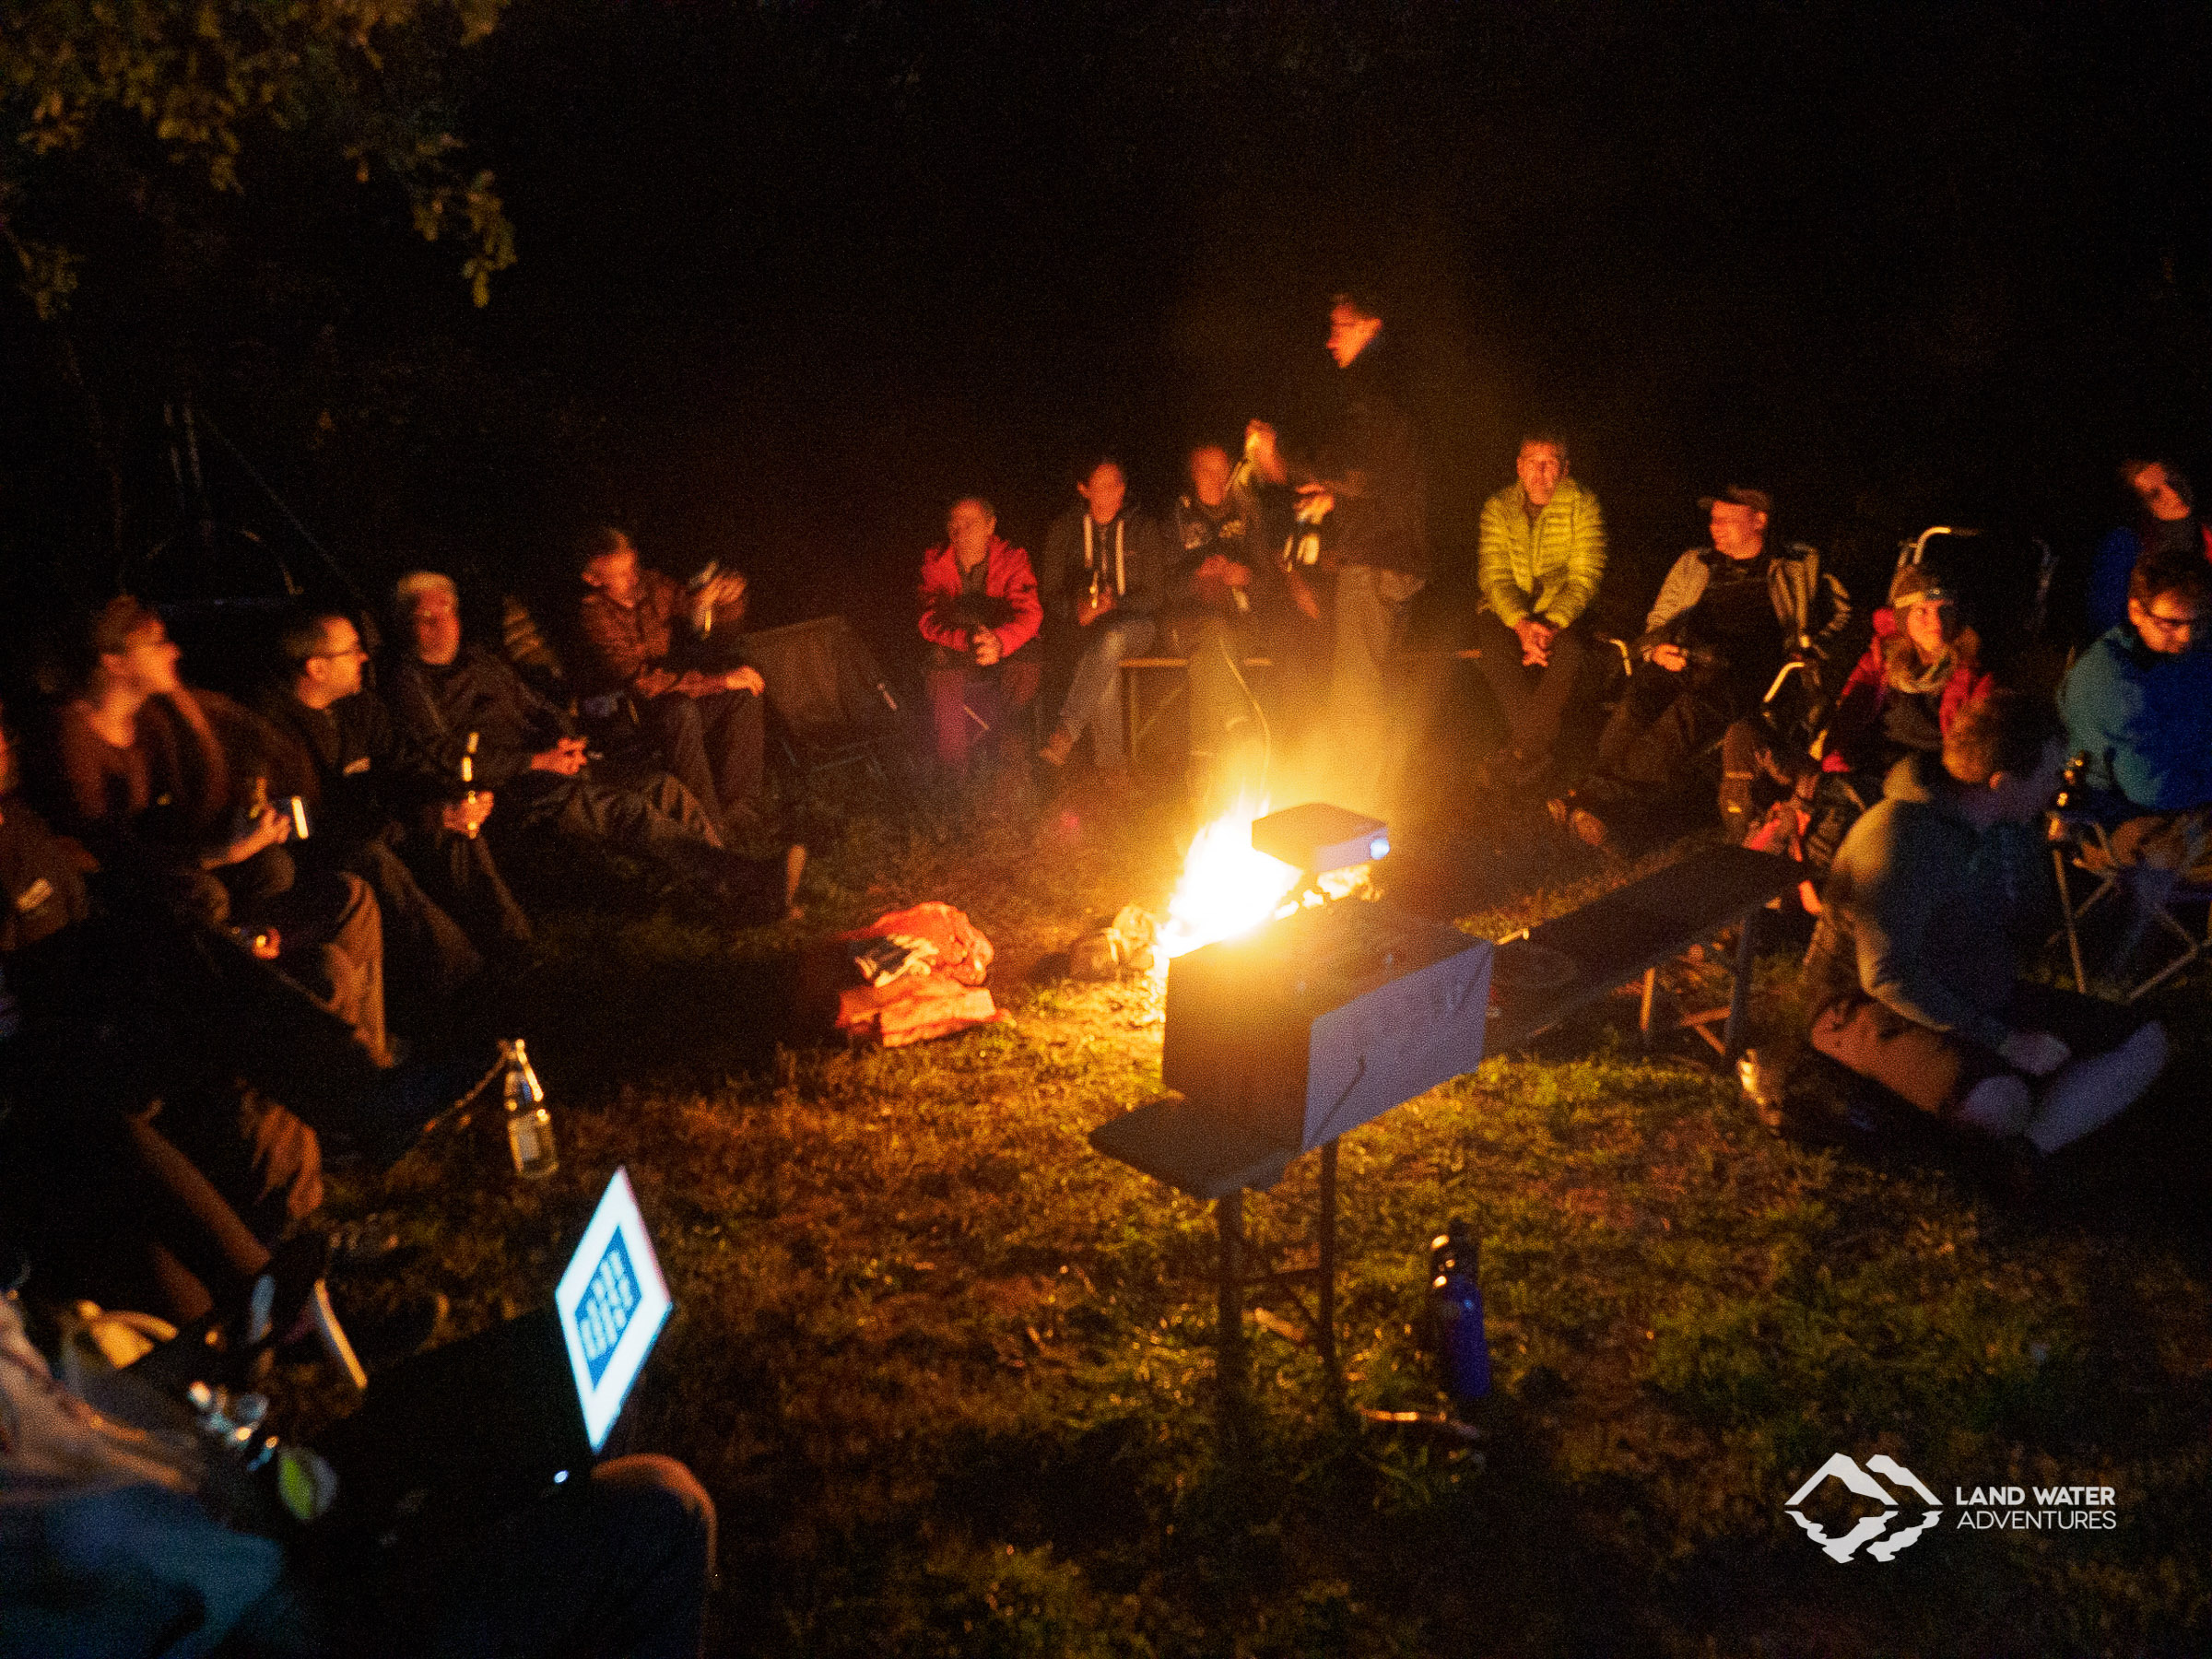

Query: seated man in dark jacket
[
  {"left": 256, "top": 607, "right": 533, "bottom": 1005},
  {"left": 573, "top": 524, "right": 769, "bottom": 839},
  {"left": 4, "top": 703, "right": 327, "bottom": 1277},
  {"left": 1037, "top": 457, "right": 1171, "bottom": 780},
  {"left": 384, "top": 571, "right": 803, "bottom": 923},
  {"left": 1805, "top": 689, "right": 2168, "bottom": 1157},
  {"left": 1553, "top": 487, "right": 1851, "bottom": 847}
]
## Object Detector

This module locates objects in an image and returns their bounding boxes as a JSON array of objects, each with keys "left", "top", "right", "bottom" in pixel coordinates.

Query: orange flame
[{"left": 1156, "top": 793, "right": 1300, "bottom": 962}]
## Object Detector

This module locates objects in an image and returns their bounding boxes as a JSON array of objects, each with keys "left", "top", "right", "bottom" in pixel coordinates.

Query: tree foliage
[{"left": 0, "top": 0, "right": 516, "bottom": 313}]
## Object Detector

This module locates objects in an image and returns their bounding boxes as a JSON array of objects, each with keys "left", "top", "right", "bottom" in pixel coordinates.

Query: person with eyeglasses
[
  {"left": 253, "top": 607, "right": 535, "bottom": 1009},
  {"left": 2060, "top": 551, "right": 2212, "bottom": 975},
  {"left": 2083, "top": 458, "right": 2212, "bottom": 639}
]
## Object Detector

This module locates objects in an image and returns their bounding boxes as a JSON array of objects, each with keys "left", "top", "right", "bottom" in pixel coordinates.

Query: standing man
[
  {"left": 1249, "top": 288, "right": 1430, "bottom": 813},
  {"left": 917, "top": 497, "right": 1043, "bottom": 778},
  {"left": 1038, "top": 457, "right": 1170, "bottom": 779},
  {"left": 1553, "top": 487, "right": 1849, "bottom": 846},
  {"left": 1473, "top": 430, "right": 1607, "bottom": 786},
  {"left": 573, "top": 526, "right": 769, "bottom": 839}
]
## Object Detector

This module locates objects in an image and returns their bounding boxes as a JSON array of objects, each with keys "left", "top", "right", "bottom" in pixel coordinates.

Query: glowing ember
[{"left": 1157, "top": 794, "right": 1300, "bottom": 961}]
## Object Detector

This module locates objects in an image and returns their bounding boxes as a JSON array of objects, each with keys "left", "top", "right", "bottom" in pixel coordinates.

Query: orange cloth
[{"left": 833, "top": 901, "right": 1002, "bottom": 1046}]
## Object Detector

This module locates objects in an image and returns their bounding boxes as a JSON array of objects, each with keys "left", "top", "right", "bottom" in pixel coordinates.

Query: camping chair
[
  {"left": 738, "top": 616, "right": 904, "bottom": 786},
  {"left": 2048, "top": 808, "right": 2212, "bottom": 1002}
]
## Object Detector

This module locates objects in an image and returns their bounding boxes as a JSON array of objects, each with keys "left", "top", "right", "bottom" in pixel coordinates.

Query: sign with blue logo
[
  {"left": 573, "top": 1231, "right": 641, "bottom": 1388},
  {"left": 554, "top": 1168, "right": 674, "bottom": 1450}
]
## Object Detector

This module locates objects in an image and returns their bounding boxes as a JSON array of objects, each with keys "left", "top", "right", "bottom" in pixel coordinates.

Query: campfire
[
  {"left": 1157, "top": 794, "right": 1301, "bottom": 962},
  {"left": 1155, "top": 794, "right": 1376, "bottom": 966}
]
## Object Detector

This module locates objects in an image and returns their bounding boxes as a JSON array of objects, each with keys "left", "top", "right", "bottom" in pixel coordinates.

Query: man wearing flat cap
[{"left": 1551, "top": 486, "right": 1851, "bottom": 846}]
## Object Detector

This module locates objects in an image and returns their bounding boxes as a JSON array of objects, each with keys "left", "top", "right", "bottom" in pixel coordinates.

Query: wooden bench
[{"left": 1484, "top": 845, "right": 1800, "bottom": 1061}]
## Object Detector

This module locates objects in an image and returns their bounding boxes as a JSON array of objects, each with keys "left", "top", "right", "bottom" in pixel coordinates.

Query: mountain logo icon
[{"left": 1784, "top": 1453, "right": 1943, "bottom": 1562}]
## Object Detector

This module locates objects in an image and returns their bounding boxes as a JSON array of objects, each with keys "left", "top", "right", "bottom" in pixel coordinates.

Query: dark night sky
[{"left": 6, "top": 0, "right": 2211, "bottom": 668}]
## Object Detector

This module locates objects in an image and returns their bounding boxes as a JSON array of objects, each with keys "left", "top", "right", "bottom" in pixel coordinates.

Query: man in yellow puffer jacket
[{"left": 1473, "top": 431, "right": 1607, "bottom": 784}]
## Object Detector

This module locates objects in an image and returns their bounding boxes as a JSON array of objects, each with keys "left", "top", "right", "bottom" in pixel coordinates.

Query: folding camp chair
[
  {"left": 737, "top": 616, "right": 904, "bottom": 786},
  {"left": 2048, "top": 809, "right": 2212, "bottom": 1001}
]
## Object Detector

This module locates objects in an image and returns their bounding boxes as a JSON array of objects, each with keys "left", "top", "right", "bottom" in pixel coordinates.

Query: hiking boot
[{"left": 1038, "top": 727, "right": 1077, "bottom": 768}]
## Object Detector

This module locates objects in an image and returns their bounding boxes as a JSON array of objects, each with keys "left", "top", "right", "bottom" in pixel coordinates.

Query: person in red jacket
[{"left": 917, "top": 497, "right": 1043, "bottom": 776}]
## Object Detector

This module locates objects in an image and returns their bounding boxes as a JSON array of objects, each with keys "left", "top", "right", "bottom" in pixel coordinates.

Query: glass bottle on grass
[
  {"left": 1429, "top": 1218, "right": 1491, "bottom": 1403},
  {"left": 503, "top": 1038, "right": 558, "bottom": 1179}
]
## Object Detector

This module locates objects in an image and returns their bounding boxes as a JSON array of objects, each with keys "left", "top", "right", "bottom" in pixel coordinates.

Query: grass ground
[{"left": 305, "top": 767, "right": 2212, "bottom": 1658}]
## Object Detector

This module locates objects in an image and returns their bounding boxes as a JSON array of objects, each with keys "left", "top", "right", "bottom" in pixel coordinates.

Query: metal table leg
[
  {"left": 1316, "top": 1140, "right": 1338, "bottom": 1378},
  {"left": 1217, "top": 1190, "right": 1245, "bottom": 1403},
  {"left": 1723, "top": 908, "right": 1759, "bottom": 1061}
]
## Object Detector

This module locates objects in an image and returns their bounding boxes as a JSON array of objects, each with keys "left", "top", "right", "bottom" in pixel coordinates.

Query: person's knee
[{"left": 594, "top": 1453, "right": 717, "bottom": 1583}]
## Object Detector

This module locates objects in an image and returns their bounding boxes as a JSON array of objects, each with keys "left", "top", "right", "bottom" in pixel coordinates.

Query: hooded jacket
[{"left": 1040, "top": 509, "right": 1170, "bottom": 624}]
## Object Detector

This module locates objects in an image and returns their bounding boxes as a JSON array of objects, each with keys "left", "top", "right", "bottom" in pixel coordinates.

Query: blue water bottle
[{"left": 1429, "top": 1219, "right": 1491, "bottom": 1403}]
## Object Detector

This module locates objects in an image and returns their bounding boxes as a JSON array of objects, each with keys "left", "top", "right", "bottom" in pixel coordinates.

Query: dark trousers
[
  {"left": 0, "top": 1083, "right": 281, "bottom": 1324},
  {"left": 1582, "top": 668, "right": 1744, "bottom": 817},
  {"left": 1473, "top": 611, "right": 1588, "bottom": 758},
  {"left": 417, "top": 823, "right": 535, "bottom": 953},
  {"left": 926, "top": 654, "right": 1041, "bottom": 775},
  {"left": 336, "top": 839, "right": 484, "bottom": 1002},
  {"left": 512, "top": 769, "right": 788, "bottom": 922},
  {"left": 639, "top": 688, "right": 765, "bottom": 835}
]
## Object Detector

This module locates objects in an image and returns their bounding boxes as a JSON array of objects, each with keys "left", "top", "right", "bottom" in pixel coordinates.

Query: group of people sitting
[
  {"left": 1484, "top": 436, "right": 2206, "bottom": 1164},
  {"left": 0, "top": 527, "right": 833, "bottom": 1654},
  {"left": 918, "top": 288, "right": 1424, "bottom": 813}
]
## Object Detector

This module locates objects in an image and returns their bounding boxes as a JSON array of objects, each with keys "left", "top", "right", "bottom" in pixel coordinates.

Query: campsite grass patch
[{"left": 305, "top": 783, "right": 2212, "bottom": 1656}]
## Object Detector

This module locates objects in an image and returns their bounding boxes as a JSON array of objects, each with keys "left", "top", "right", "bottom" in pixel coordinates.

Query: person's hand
[
  {"left": 529, "top": 736, "right": 589, "bottom": 776},
  {"left": 1196, "top": 553, "right": 1252, "bottom": 590},
  {"left": 1297, "top": 483, "right": 1335, "bottom": 518},
  {"left": 1514, "top": 618, "right": 1555, "bottom": 666},
  {"left": 708, "top": 571, "right": 747, "bottom": 608},
  {"left": 1650, "top": 642, "right": 1689, "bottom": 673},
  {"left": 441, "top": 793, "right": 495, "bottom": 834},
  {"left": 634, "top": 666, "right": 679, "bottom": 700},
  {"left": 724, "top": 665, "right": 765, "bottom": 697},
  {"left": 1243, "top": 420, "right": 1284, "bottom": 483},
  {"left": 1075, "top": 593, "right": 1115, "bottom": 628},
  {"left": 235, "top": 804, "right": 290, "bottom": 861},
  {"left": 1998, "top": 1029, "right": 2072, "bottom": 1077},
  {"left": 971, "top": 629, "right": 1003, "bottom": 667}
]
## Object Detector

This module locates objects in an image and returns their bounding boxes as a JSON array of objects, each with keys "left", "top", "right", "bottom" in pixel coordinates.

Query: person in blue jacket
[{"left": 2060, "top": 550, "right": 2212, "bottom": 974}]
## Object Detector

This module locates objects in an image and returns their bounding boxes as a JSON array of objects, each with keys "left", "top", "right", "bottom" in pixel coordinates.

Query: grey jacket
[{"left": 1636, "top": 542, "right": 1853, "bottom": 665}]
